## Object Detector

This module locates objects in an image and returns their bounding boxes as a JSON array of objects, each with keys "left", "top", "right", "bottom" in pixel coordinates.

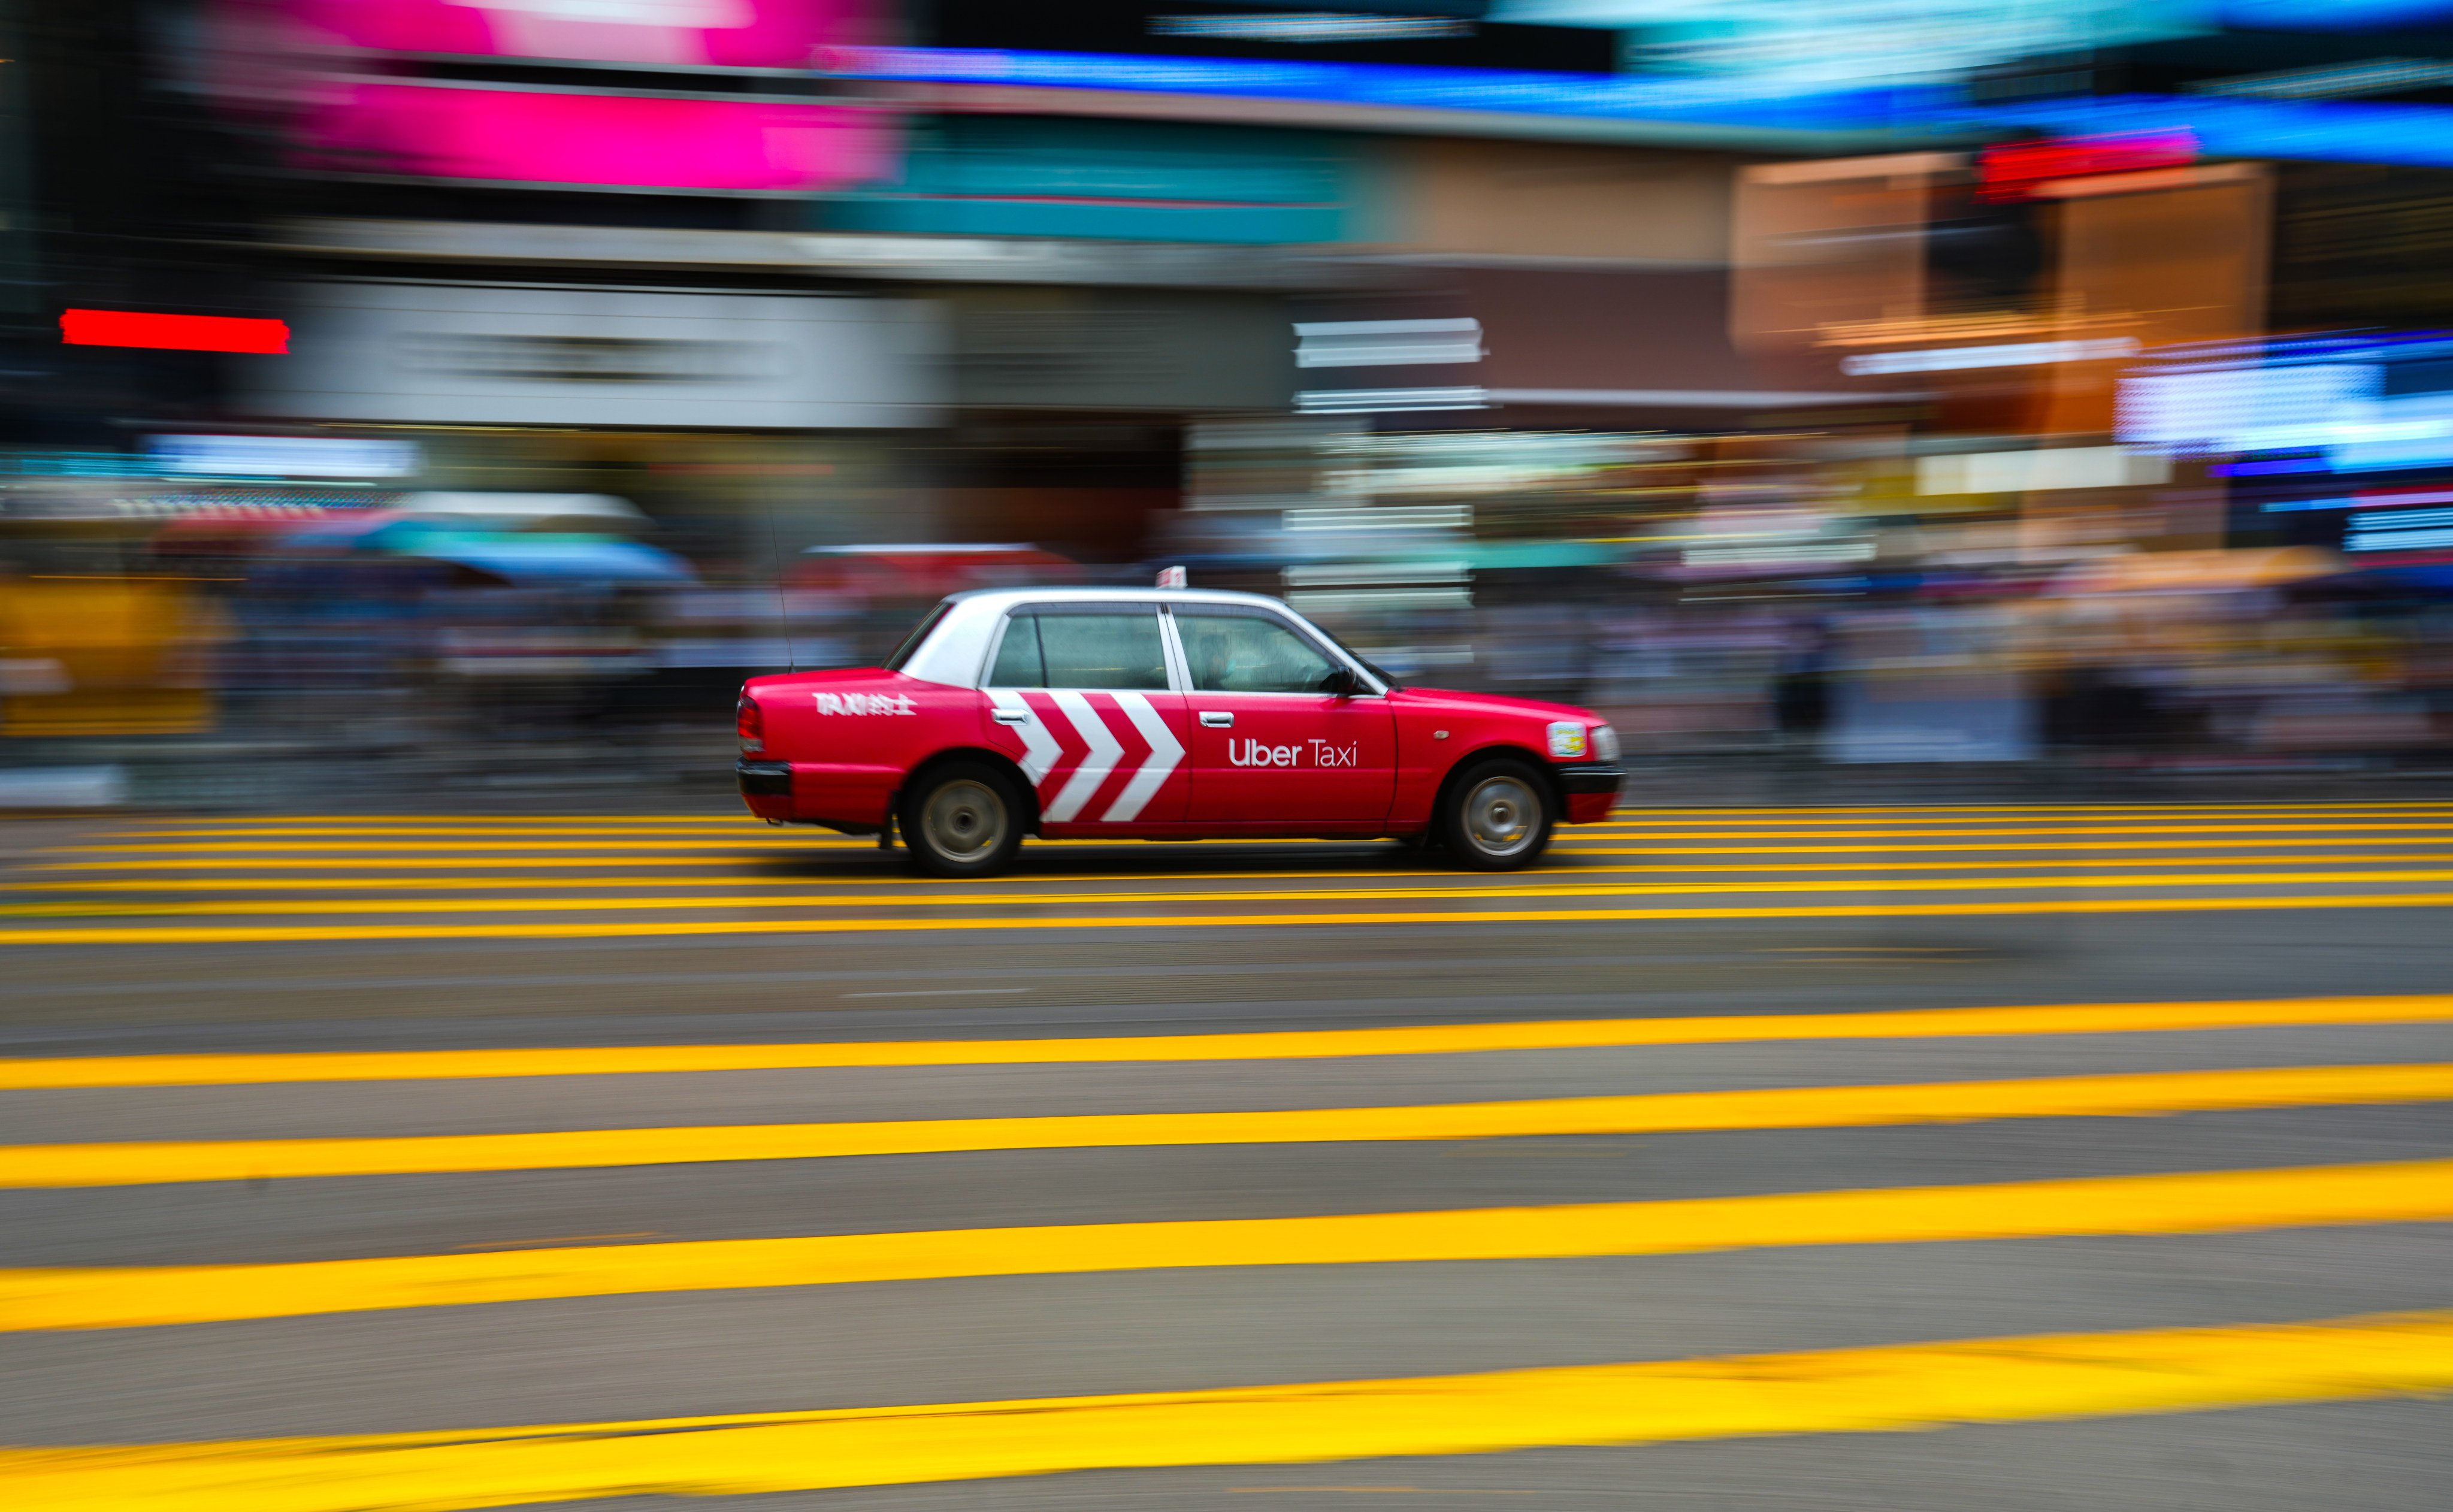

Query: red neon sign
[
  {"left": 1977, "top": 131, "right": 2199, "bottom": 201},
  {"left": 60, "top": 309, "right": 289, "bottom": 355}
]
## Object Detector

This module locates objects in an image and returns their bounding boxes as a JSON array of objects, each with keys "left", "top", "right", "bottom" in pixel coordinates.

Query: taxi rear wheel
[
  {"left": 902, "top": 761, "right": 1025, "bottom": 878},
  {"left": 1437, "top": 758, "right": 1554, "bottom": 871}
]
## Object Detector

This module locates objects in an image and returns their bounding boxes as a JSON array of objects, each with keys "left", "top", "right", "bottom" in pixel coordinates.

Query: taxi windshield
[{"left": 1307, "top": 620, "right": 1399, "bottom": 690}]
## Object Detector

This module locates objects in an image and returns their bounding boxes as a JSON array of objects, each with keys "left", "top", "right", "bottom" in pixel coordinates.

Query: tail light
[{"left": 736, "top": 693, "right": 764, "bottom": 753}]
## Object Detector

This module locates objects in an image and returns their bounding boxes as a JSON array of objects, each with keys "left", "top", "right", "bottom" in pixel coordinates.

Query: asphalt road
[{"left": 5, "top": 802, "right": 2453, "bottom": 1511}]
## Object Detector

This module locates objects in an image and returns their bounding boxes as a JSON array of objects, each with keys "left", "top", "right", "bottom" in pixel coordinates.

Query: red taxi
[{"left": 736, "top": 585, "right": 1623, "bottom": 875}]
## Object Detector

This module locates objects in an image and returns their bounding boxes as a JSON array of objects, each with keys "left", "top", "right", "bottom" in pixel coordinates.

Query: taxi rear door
[
  {"left": 1170, "top": 605, "right": 1395, "bottom": 829},
  {"left": 980, "top": 604, "right": 1190, "bottom": 830}
]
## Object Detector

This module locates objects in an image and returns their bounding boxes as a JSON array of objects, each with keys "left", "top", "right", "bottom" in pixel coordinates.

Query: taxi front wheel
[
  {"left": 902, "top": 761, "right": 1026, "bottom": 878},
  {"left": 1437, "top": 758, "right": 1554, "bottom": 871}
]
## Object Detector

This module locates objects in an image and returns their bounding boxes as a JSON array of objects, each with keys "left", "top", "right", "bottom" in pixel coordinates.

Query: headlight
[
  {"left": 1545, "top": 721, "right": 1589, "bottom": 760},
  {"left": 1592, "top": 723, "right": 1620, "bottom": 762}
]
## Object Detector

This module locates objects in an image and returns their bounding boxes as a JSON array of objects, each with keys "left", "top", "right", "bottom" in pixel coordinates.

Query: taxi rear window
[
  {"left": 883, "top": 601, "right": 952, "bottom": 672},
  {"left": 988, "top": 609, "right": 1169, "bottom": 690}
]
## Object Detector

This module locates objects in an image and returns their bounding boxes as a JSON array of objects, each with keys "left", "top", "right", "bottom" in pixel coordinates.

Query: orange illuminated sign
[{"left": 1977, "top": 132, "right": 2198, "bottom": 202}]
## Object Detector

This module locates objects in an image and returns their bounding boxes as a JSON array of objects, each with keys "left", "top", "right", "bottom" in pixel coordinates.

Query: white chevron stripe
[
  {"left": 1045, "top": 690, "right": 1124, "bottom": 823},
  {"left": 985, "top": 689, "right": 1061, "bottom": 788},
  {"left": 1103, "top": 691, "right": 1183, "bottom": 822}
]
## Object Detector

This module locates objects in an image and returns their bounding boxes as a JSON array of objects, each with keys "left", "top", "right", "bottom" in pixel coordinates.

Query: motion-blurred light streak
[{"left": 59, "top": 310, "right": 289, "bottom": 354}]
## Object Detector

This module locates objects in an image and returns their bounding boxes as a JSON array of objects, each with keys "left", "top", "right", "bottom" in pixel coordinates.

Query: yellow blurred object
[
  {"left": 2051, "top": 548, "right": 2344, "bottom": 597},
  {"left": 0, "top": 577, "right": 222, "bottom": 736}
]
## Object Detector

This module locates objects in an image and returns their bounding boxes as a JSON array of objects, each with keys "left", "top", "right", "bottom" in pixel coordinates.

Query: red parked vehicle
[{"left": 736, "top": 584, "right": 1623, "bottom": 875}]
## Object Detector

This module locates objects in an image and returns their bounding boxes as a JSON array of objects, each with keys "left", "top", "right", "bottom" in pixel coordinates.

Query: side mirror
[{"left": 1319, "top": 667, "right": 1363, "bottom": 697}]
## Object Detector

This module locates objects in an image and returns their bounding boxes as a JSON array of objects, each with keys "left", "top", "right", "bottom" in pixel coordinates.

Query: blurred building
[{"left": 13, "top": 1, "right": 2453, "bottom": 791}]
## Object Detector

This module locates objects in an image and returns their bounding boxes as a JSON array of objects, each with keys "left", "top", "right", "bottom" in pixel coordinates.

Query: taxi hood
[{"left": 1389, "top": 686, "right": 1602, "bottom": 724}]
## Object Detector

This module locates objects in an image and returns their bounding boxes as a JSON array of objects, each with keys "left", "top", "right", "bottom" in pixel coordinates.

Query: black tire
[
  {"left": 1435, "top": 757, "right": 1554, "bottom": 871},
  {"left": 900, "top": 760, "right": 1026, "bottom": 878}
]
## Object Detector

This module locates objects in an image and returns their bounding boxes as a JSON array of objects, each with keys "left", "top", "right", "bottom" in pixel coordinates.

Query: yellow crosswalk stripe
[
  {"left": 1601, "top": 803, "right": 2453, "bottom": 816},
  {"left": 1585, "top": 812, "right": 2453, "bottom": 827},
  {"left": 7, "top": 1063, "right": 2451, "bottom": 1188},
  {"left": 1566, "top": 838, "right": 2453, "bottom": 852},
  {"left": 13, "top": 1307, "right": 2453, "bottom": 1511},
  {"left": 6, "top": 992, "right": 2452, "bottom": 1089},
  {"left": 11, "top": 1157, "right": 2449, "bottom": 1332},
  {"left": 1570, "top": 840, "right": 2453, "bottom": 851},
  {"left": 104, "top": 806, "right": 2453, "bottom": 833},
  {"left": 96, "top": 808, "right": 2453, "bottom": 846},
  {"left": 9, "top": 890, "right": 2453, "bottom": 944},
  {"left": 59, "top": 839, "right": 834, "bottom": 854},
  {"left": 23, "top": 806, "right": 2453, "bottom": 941},
  {"left": 21, "top": 854, "right": 2453, "bottom": 891},
  {"left": 137, "top": 803, "right": 2453, "bottom": 818},
  {"left": 56, "top": 822, "right": 2453, "bottom": 855},
  {"left": 11, "top": 868, "right": 2453, "bottom": 920},
  {"left": 37, "top": 837, "right": 2453, "bottom": 871},
  {"left": 97, "top": 814, "right": 2453, "bottom": 840},
  {"left": 98, "top": 826, "right": 844, "bottom": 839},
  {"left": 111, "top": 814, "right": 770, "bottom": 824},
  {"left": 32, "top": 855, "right": 840, "bottom": 871}
]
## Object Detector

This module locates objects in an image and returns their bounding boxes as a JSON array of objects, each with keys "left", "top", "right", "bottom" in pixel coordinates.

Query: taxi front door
[{"left": 1172, "top": 606, "right": 1395, "bottom": 828}]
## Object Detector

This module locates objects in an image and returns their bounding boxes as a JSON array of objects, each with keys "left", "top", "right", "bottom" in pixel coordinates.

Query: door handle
[
  {"left": 991, "top": 709, "right": 1029, "bottom": 725},
  {"left": 1199, "top": 711, "right": 1234, "bottom": 727}
]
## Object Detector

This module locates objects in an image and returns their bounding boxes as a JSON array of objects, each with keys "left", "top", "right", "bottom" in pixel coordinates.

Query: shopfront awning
[
  {"left": 415, "top": 535, "right": 697, "bottom": 586},
  {"left": 2049, "top": 548, "right": 2343, "bottom": 597}
]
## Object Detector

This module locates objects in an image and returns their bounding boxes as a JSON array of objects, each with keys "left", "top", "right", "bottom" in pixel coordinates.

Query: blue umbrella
[{"left": 413, "top": 533, "right": 697, "bottom": 586}]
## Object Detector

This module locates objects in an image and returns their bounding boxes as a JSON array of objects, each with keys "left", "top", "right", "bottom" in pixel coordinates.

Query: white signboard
[
  {"left": 246, "top": 282, "right": 943, "bottom": 428},
  {"left": 148, "top": 434, "right": 421, "bottom": 477}
]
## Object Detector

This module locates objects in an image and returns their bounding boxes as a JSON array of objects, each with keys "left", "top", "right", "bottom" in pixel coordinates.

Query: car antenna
[{"left": 763, "top": 500, "right": 797, "bottom": 672}]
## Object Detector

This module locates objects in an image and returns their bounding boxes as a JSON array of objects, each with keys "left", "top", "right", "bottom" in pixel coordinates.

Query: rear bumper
[
  {"left": 736, "top": 760, "right": 793, "bottom": 797},
  {"left": 737, "top": 758, "right": 896, "bottom": 831}
]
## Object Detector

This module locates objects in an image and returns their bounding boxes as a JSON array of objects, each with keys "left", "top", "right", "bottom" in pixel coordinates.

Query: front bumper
[
  {"left": 736, "top": 760, "right": 793, "bottom": 797},
  {"left": 1554, "top": 763, "right": 1626, "bottom": 796},
  {"left": 1554, "top": 761, "right": 1624, "bottom": 823}
]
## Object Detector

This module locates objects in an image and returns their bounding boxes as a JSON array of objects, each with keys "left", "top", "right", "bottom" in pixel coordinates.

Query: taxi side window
[
  {"left": 986, "top": 615, "right": 1043, "bottom": 687},
  {"left": 989, "top": 610, "right": 1169, "bottom": 690},
  {"left": 1177, "top": 611, "right": 1338, "bottom": 694}
]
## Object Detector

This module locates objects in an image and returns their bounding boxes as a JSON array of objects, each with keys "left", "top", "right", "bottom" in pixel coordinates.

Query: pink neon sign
[
  {"left": 295, "top": 83, "right": 887, "bottom": 190},
  {"left": 279, "top": 0, "right": 859, "bottom": 69}
]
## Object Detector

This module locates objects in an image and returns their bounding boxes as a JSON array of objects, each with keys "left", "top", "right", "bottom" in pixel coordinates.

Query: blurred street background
[
  {"left": 10, "top": 3, "right": 2453, "bottom": 1510},
  {"left": 16, "top": 0, "right": 2453, "bottom": 804}
]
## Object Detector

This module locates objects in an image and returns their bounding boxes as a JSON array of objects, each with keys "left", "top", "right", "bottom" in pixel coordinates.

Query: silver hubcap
[
  {"left": 1462, "top": 775, "right": 1541, "bottom": 857},
  {"left": 921, "top": 779, "right": 1006, "bottom": 861}
]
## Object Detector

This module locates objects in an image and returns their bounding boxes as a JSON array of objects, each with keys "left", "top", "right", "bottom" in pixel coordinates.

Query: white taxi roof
[{"left": 898, "top": 586, "right": 1338, "bottom": 690}]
